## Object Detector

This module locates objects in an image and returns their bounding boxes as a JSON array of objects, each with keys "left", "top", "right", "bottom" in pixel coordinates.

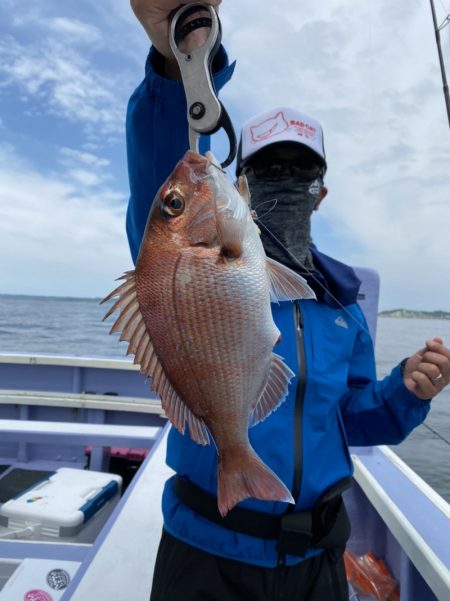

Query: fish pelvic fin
[
  {"left": 249, "top": 353, "right": 295, "bottom": 427},
  {"left": 218, "top": 447, "right": 294, "bottom": 517},
  {"left": 101, "top": 271, "right": 210, "bottom": 446},
  {"left": 266, "top": 257, "right": 316, "bottom": 302}
]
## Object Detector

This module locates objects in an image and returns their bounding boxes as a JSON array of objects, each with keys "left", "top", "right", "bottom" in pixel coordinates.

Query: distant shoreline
[{"left": 379, "top": 309, "right": 450, "bottom": 320}]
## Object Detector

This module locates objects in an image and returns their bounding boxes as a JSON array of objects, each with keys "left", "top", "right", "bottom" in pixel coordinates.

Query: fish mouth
[
  {"left": 181, "top": 151, "right": 226, "bottom": 181},
  {"left": 182, "top": 152, "right": 221, "bottom": 231},
  {"left": 181, "top": 151, "right": 210, "bottom": 180}
]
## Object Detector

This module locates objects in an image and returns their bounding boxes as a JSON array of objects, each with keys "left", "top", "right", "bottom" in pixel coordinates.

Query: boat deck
[{"left": 0, "top": 353, "right": 448, "bottom": 600}]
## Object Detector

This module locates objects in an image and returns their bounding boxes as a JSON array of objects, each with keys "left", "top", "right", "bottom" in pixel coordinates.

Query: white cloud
[
  {"left": 60, "top": 147, "right": 110, "bottom": 168},
  {"left": 45, "top": 17, "right": 102, "bottom": 43},
  {"left": 0, "top": 35, "right": 126, "bottom": 138},
  {"left": 0, "top": 144, "right": 131, "bottom": 298},
  {"left": 65, "top": 168, "right": 108, "bottom": 188}
]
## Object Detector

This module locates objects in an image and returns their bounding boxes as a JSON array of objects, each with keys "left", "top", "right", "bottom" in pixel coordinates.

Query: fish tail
[{"left": 217, "top": 447, "right": 294, "bottom": 517}]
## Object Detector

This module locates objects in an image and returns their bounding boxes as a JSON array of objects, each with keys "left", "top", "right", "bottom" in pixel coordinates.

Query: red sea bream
[{"left": 102, "top": 151, "right": 315, "bottom": 516}]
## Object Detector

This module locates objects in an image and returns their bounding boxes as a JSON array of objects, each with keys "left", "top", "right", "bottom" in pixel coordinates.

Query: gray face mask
[{"left": 245, "top": 174, "right": 323, "bottom": 272}]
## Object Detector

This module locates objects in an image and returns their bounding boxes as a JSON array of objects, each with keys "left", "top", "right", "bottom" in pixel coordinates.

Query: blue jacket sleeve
[
  {"left": 125, "top": 46, "right": 235, "bottom": 264},
  {"left": 340, "top": 306, "right": 431, "bottom": 446}
]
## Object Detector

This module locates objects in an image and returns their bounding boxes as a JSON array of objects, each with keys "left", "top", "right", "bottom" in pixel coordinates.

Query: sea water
[{"left": 0, "top": 294, "right": 449, "bottom": 501}]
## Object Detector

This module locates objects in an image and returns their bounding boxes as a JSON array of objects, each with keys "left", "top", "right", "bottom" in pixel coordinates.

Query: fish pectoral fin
[
  {"left": 217, "top": 213, "right": 246, "bottom": 259},
  {"left": 216, "top": 184, "right": 249, "bottom": 259},
  {"left": 237, "top": 175, "right": 251, "bottom": 205},
  {"left": 102, "top": 270, "right": 210, "bottom": 446},
  {"left": 249, "top": 353, "right": 295, "bottom": 427},
  {"left": 266, "top": 257, "right": 316, "bottom": 302}
]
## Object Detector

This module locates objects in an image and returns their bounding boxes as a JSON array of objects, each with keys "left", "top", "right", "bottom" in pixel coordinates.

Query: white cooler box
[{"left": 0, "top": 468, "right": 122, "bottom": 543}]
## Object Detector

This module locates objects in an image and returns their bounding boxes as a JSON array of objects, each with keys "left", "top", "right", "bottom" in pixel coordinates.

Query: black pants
[{"left": 150, "top": 530, "right": 349, "bottom": 601}]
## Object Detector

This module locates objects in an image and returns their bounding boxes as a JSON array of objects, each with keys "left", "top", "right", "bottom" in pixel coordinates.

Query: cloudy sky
[{"left": 0, "top": 0, "right": 449, "bottom": 311}]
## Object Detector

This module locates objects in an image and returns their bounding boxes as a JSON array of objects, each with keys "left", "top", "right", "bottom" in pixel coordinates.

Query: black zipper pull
[{"left": 296, "top": 301, "right": 304, "bottom": 330}]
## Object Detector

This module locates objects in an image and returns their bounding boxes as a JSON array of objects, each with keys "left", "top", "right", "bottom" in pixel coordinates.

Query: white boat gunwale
[
  {"left": 0, "top": 419, "right": 160, "bottom": 448},
  {"left": 0, "top": 389, "right": 164, "bottom": 415},
  {"left": 0, "top": 353, "right": 140, "bottom": 371}
]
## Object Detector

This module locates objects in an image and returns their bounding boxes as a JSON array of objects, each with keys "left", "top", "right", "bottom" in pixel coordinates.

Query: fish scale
[{"left": 172, "top": 253, "right": 273, "bottom": 429}]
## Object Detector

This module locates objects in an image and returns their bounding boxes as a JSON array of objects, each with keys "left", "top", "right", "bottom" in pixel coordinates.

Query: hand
[
  {"left": 403, "top": 337, "right": 450, "bottom": 400},
  {"left": 131, "top": 0, "right": 221, "bottom": 77}
]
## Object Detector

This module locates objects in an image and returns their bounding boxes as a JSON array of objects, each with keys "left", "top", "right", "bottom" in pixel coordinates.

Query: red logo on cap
[
  {"left": 250, "top": 111, "right": 289, "bottom": 143},
  {"left": 289, "top": 119, "right": 317, "bottom": 139},
  {"left": 249, "top": 111, "right": 317, "bottom": 145}
]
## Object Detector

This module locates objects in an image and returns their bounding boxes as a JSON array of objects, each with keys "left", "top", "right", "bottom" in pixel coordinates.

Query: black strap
[
  {"left": 172, "top": 476, "right": 352, "bottom": 557},
  {"left": 173, "top": 476, "right": 282, "bottom": 539},
  {"left": 174, "top": 16, "right": 213, "bottom": 45},
  {"left": 172, "top": 5, "right": 212, "bottom": 44}
]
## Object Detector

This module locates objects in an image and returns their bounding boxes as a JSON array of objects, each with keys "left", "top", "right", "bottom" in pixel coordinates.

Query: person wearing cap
[
  {"left": 236, "top": 108, "right": 329, "bottom": 284},
  {"left": 126, "top": 2, "right": 450, "bottom": 600}
]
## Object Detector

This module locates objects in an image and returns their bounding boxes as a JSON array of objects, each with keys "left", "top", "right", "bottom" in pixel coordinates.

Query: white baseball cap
[{"left": 236, "top": 106, "right": 326, "bottom": 172}]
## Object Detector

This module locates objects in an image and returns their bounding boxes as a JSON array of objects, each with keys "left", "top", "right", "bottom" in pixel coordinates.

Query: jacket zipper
[
  {"left": 278, "top": 302, "right": 306, "bottom": 567},
  {"left": 274, "top": 303, "right": 307, "bottom": 597},
  {"left": 292, "top": 301, "right": 307, "bottom": 504}
]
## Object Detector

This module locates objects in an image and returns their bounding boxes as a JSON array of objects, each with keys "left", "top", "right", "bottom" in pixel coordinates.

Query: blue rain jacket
[{"left": 125, "top": 47, "right": 431, "bottom": 567}]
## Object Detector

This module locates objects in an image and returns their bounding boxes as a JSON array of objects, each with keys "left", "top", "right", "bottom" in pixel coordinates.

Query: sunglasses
[{"left": 241, "top": 162, "right": 324, "bottom": 182}]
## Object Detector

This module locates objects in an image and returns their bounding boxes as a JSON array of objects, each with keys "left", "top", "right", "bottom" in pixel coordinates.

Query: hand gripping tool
[{"left": 169, "top": 4, "right": 237, "bottom": 168}]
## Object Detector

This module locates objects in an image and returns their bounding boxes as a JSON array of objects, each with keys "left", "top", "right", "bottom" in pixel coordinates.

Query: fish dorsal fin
[
  {"left": 266, "top": 257, "right": 316, "bottom": 302},
  {"left": 101, "top": 272, "right": 210, "bottom": 446},
  {"left": 249, "top": 353, "right": 295, "bottom": 427}
]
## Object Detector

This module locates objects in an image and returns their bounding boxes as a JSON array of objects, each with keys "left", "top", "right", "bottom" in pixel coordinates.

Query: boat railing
[
  {"left": 351, "top": 445, "right": 450, "bottom": 600},
  {"left": 0, "top": 389, "right": 164, "bottom": 415}
]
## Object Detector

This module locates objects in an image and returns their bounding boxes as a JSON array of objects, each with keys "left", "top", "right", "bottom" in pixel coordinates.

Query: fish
[{"left": 101, "top": 150, "right": 316, "bottom": 516}]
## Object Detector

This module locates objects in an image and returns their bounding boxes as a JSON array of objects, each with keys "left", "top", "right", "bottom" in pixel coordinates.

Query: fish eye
[{"left": 161, "top": 191, "right": 185, "bottom": 217}]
